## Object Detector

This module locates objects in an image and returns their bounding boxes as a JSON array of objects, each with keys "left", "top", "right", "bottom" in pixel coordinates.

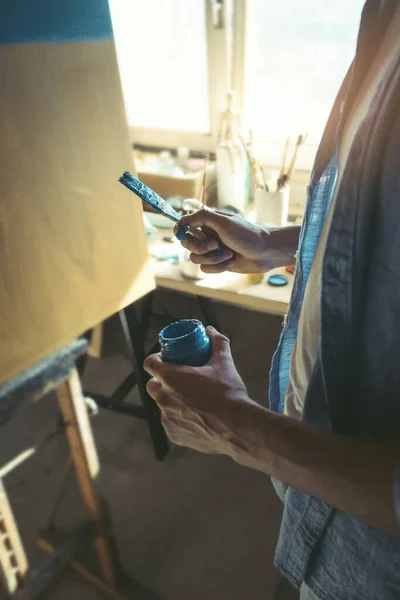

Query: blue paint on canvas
[{"left": 0, "top": 0, "right": 113, "bottom": 45}]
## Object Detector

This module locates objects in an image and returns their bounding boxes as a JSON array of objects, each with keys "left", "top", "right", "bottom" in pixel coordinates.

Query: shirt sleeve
[{"left": 394, "top": 465, "right": 400, "bottom": 525}]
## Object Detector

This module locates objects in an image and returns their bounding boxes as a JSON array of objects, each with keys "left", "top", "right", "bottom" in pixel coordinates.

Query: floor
[{"left": 0, "top": 289, "right": 299, "bottom": 600}]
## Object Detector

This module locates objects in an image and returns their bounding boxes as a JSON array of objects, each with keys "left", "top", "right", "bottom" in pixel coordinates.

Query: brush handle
[
  {"left": 279, "top": 137, "right": 290, "bottom": 179},
  {"left": 285, "top": 145, "right": 300, "bottom": 182},
  {"left": 119, "top": 171, "right": 209, "bottom": 242}
]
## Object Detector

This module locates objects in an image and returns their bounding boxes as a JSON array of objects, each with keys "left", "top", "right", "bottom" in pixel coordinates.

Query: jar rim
[{"left": 159, "top": 319, "right": 203, "bottom": 342}]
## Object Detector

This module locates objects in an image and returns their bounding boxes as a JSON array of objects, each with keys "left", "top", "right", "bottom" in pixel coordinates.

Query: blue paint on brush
[
  {"left": 120, "top": 172, "right": 168, "bottom": 214},
  {"left": 0, "top": 0, "right": 113, "bottom": 45},
  {"left": 119, "top": 171, "right": 182, "bottom": 220},
  {"left": 119, "top": 171, "right": 213, "bottom": 243}
]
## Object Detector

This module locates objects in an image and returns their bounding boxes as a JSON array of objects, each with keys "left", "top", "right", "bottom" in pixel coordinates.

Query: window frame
[
  {"left": 128, "top": 0, "right": 229, "bottom": 154},
  {"left": 128, "top": 0, "right": 321, "bottom": 177}
]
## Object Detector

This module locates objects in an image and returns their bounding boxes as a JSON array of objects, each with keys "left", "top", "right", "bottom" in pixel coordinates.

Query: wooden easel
[{"left": 0, "top": 339, "right": 160, "bottom": 599}]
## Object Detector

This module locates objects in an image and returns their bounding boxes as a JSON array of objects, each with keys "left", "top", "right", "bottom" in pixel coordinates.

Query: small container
[
  {"left": 159, "top": 319, "right": 211, "bottom": 366},
  {"left": 179, "top": 246, "right": 206, "bottom": 280},
  {"left": 216, "top": 145, "right": 248, "bottom": 212},
  {"left": 255, "top": 186, "right": 290, "bottom": 227},
  {"left": 246, "top": 272, "right": 264, "bottom": 285}
]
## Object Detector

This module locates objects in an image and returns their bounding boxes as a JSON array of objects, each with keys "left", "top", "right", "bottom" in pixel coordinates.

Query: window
[
  {"left": 240, "top": 0, "right": 365, "bottom": 146},
  {"left": 110, "top": 0, "right": 229, "bottom": 152},
  {"left": 111, "top": 0, "right": 366, "bottom": 168}
]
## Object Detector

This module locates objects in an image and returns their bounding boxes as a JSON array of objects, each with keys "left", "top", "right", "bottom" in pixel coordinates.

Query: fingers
[
  {"left": 146, "top": 377, "right": 163, "bottom": 401},
  {"left": 206, "top": 327, "right": 247, "bottom": 393},
  {"left": 206, "top": 326, "right": 232, "bottom": 360},
  {"left": 179, "top": 208, "right": 232, "bottom": 238},
  {"left": 146, "top": 379, "right": 181, "bottom": 418},
  {"left": 175, "top": 224, "right": 187, "bottom": 241},
  {"left": 180, "top": 232, "right": 219, "bottom": 255},
  {"left": 190, "top": 247, "right": 234, "bottom": 265},
  {"left": 143, "top": 352, "right": 164, "bottom": 377},
  {"left": 200, "top": 258, "right": 236, "bottom": 274},
  {"left": 143, "top": 353, "right": 176, "bottom": 386},
  {"left": 146, "top": 376, "right": 177, "bottom": 406},
  {"left": 144, "top": 352, "right": 191, "bottom": 388},
  {"left": 213, "top": 209, "right": 239, "bottom": 217}
]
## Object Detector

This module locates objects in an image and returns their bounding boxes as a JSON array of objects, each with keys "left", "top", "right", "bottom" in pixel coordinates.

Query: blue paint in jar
[{"left": 159, "top": 319, "right": 211, "bottom": 366}]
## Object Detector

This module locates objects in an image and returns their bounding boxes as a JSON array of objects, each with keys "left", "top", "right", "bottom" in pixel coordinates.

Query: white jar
[
  {"left": 216, "top": 145, "right": 248, "bottom": 213},
  {"left": 254, "top": 186, "right": 290, "bottom": 227},
  {"left": 179, "top": 247, "right": 206, "bottom": 280}
]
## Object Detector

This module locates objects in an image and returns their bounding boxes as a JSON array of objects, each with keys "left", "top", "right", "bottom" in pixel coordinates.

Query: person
[{"left": 144, "top": 1, "right": 400, "bottom": 598}]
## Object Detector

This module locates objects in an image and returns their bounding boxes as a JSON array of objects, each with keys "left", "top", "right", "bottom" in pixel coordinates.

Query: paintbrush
[
  {"left": 277, "top": 133, "right": 308, "bottom": 190},
  {"left": 277, "top": 136, "right": 290, "bottom": 189},
  {"left": 238, "top": 135, "right": 268, "bottom": 191},
  {"left": 200, "top": 154, "right": 209, "bottom": 208},
  {"left": 119, "top": 171, "right": 209, "bottom": 242}
]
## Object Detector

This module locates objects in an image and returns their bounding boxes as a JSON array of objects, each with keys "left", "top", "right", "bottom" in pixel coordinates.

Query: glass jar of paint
[{"left": 159, "top": 319, "right": 211, "bottom": 366}]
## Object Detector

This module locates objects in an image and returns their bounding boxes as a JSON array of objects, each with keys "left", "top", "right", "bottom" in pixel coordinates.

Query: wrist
[
  {"left": 258, "top": 225, "right": 300, "bottom": 270},
  {"left": 223, "top": 396, "right": 272, "bottom": 469}
]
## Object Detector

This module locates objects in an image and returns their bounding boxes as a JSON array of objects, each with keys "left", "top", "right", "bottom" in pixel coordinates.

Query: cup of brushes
[
  {"left": 253, "top": 133, "right": 308, "bottom": 227},
  {"left": 254, "top": 184, "right": 290, "bottom": 228}
]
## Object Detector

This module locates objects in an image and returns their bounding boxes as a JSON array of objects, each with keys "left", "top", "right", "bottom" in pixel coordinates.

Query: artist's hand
[
  {"left": 143, "top": 327, "right": 255, "bottom": 456},
  {"left": 174, "top": 208, "right": 271, "bottom": 274}
]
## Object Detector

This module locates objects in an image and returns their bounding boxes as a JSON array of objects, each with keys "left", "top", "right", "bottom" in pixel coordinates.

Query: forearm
[
  {"left": 260, "top": 225, "right": 300, "bottom": 270},
  {"left": 229, "top": 401, "right": 400, "bottom": 536}
]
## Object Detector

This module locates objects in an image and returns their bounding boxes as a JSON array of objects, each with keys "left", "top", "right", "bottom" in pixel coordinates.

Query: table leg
[{"left": 56, "top": 370, "right": 118, "bottom": 589}]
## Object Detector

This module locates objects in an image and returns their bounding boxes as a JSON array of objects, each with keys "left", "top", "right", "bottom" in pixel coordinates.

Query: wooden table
[{"left": 149, "top": 230, "right": 293, "bottom": 317}]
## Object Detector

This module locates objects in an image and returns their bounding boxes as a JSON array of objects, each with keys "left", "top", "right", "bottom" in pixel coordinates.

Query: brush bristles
[{"left": 119, "top": 171, "right": 136, "bottom": 191}]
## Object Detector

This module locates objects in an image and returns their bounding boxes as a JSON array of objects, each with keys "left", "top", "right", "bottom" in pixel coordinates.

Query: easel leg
[
  {"left": 119, "top": 305, "right": 169, "bottom": 460},
  {"left": 56, "top": 370, "right": 117, "bottom": 589},
  {"left": 0, "top": 478, "right": 28, "bottom": 594}
]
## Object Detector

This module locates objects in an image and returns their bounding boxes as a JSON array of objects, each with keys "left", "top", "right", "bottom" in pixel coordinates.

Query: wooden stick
[
  {"left": 0, "top": 478, "right": 28, "bottom": 594},
  {"left": 279, "top": 137, "right": 290, "bottom": 179},
  {"left": 238, "top": 135, "right": 267, "bottom": 190},
  {"left": 38, "top": 531, "right": 128, "bottom": 600},
  {"left": 201, "top": 155, "right": 209, "bottom": 208},
  {"left": 260, "top": 165, "right": 268, "bottom": 190},
  {"left": 56, "top": 369, "right": 117, "bottom": 589},
  {"left": 285, "top": 134, "right": 303, "bottom": 182}
]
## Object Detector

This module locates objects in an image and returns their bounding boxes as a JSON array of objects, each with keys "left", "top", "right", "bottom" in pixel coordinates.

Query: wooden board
[{"left": 0, "top": 40, "right": 155, "bottom": 385}]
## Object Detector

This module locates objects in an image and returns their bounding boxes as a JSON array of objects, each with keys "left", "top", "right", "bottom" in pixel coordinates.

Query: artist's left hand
[{"left": 143, "top": 327, "right": 254, "bottom": 456}]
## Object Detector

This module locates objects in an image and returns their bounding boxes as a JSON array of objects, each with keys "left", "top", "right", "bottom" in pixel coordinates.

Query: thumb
[
  {"left": 206, "top": 326, "right": 232, "bottom": 360},
  {"left": 180, "top": 208, "right": 231, "bottom": 237}
]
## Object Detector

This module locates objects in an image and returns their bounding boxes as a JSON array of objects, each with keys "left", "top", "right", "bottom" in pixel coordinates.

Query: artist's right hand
[{"left": 174, "top": 208, "right": 278, "bottom": 274}]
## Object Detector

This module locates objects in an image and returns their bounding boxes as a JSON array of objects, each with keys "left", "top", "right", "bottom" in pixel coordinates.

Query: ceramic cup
[{"left": 254, "top": 185, "right": 289, "bottom": 227}]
